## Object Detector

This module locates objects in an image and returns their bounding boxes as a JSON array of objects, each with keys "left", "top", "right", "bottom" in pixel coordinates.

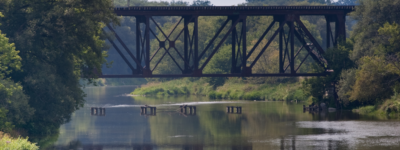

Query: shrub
[
  {"left": 243, "top": 92, "right": 263, "bottom": 100},
  {"left": 356, "top": 105, "right": 375, "bottom": 114},
  {"left": 0, "top": 108, "right": 14, "bottom": 132},
  {"left": 0, "top": 132, "right": 38, "bottom": 150},
  {"left": 208, "top": 91, "right": 217, "bottom": 99}
]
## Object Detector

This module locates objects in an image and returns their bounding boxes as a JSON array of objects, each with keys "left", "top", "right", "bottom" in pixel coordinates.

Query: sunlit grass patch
[
  {"left": 353, "top": 105, "right": 375, "bottom": 114},
  {"left": 132, "top": 78, "right": 308, "bottom": 101}
]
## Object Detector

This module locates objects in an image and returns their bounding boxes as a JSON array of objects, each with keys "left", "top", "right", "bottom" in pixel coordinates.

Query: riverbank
[
  {"left": 0, "top": 132, "right": 38, "bottom": 150},
  {"left": 353, "top": 94, "right": 400, "bottom": 118},
  {"left": 131, "top": 78, "right": 308, "bottom": 101}
]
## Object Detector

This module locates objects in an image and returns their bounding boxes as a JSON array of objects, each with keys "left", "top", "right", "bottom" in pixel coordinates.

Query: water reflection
[{"left": 41, "top": 86, "right": 400, "bottom": 150}]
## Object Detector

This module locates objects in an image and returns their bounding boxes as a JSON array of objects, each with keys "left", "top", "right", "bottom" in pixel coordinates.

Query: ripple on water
[{"left": 295, "top": 121, "right": 400, "bottom": 149}]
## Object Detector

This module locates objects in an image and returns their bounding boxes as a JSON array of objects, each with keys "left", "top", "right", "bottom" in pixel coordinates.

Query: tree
[
  {"left": 0, "top": 0, "right": 118, "bottom": 134},
  {"left": 191, "top": 0, "right": 213, "bottom": 6},
  {"left": 337, "top": 0, "right": 400, "bottom": 108},
  {"left": 246, "top": 0, "right": 327, "bottom": 5},
  {"left": 332, "top": 0, "right": 357, "bottom": 5},
  {"left": 350, "top": 0, "right": 400, "bottom": 60},
  {"left": 303, "top": 40, "right": 354, "bottom": 106},
  {"left": 0, "top": 12, "right": 33, "bottom": 132}
]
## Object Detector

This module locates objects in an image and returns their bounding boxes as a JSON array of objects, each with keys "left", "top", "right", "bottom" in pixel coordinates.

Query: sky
[{"left": 148, "top": 0, "right": 247, "bottom": 6}]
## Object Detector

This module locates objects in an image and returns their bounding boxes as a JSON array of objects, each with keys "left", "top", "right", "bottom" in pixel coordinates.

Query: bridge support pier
[{"left": 326, "top": 14, "right": 346, "bottom": 48}]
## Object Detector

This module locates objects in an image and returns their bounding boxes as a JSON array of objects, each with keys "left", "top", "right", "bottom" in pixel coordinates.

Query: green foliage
[
  {"left": 134, "top": 78, "right": 309, "bottom": 101},
  {"left": 132, "top": 78, "right": 214, "bottom": 96},
  {"left": 0, "top": 133, "right": 38, "bottom": 150},
  {"left": 0, "top": 30, "right": 20, "bottom": 79},
  {"left": 334, "top": 1, "right": 400, "bottom": 113},
  {"left": 0, "top": 79, "right": 33, "bottom": 128},
  {"left": 0, "top": 0, "right": 118, "bottom": 135},
  {"left": 0, "top": 18, "right": 33, "bottom": 132},
  {"left": 246, "top": 0, "right": 328, "bottom": 5},
  {"left": 0, "top": 109, "right": 14, "bottom": 133},
  {"left": 191, "top": 0, "right": 212, "bottom": 6},
  {"left": 350, "top": 0, "right": 400, "bottom": 60},
  {"left": 379, "top": 91, "right": 400, "bottom": 115},
  {"left": 303, "top": 40, "right": 354, "bottom": 104},
  {"left": 354, "top": 105, "right": 376, "bottom": 114},
  {"left": 337, "top": 68, "right": 357, "bottom": 105},
  {"left": 203, "top": 45, "right": 232, "bottom": 86},
  {"left": 349, "top": 56, "right": 394, "bottom": 103}
]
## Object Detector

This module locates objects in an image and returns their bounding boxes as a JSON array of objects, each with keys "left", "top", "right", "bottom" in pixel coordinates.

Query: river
[{"left": 45, "top": 86, "right": 400, "bottom": 150}]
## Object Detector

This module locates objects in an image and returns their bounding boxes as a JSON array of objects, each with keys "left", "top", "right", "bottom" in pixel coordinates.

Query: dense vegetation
[
  {"left": 0, "top": 132, "right": 38, "bottom": 150},
  {"left": 0, "top": 0, "right": 118, "bottom": 138}
]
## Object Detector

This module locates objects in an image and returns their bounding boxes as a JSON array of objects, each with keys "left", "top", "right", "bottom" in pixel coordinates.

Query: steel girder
[{"left": 99, "top": 6, "right": 354, "bottom": 78}]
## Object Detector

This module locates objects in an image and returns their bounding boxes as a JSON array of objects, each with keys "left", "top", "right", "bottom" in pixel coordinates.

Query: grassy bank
[
  {"left": 0, "top": 132, "right": 38, "bottom": 150},
  {"left": 132, "top": 78, "right": 308, "bottom": 101},
  {"left": 353, "top": 93, "right": 400, "bottom": 118}
]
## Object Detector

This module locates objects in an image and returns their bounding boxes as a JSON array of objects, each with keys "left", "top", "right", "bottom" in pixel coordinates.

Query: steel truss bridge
[{"left": 99, "top": 6, "right": 355, "bottom": 78}]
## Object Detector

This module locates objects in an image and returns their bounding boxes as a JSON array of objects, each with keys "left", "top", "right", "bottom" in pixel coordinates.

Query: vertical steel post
[
  {"left": 231, "top": 18, "right": 237, "bottom": 74},
  {"left": 194, "top": 16, "right": 199, "bottom": 72},
  {"left": 290, "top": 19, "right": 295, "bottom": 74},
  {"left": 336, "top": 14, "right": 346, "bottom": 44},
  {"left": 334, "top": 17, "right": 339, "bottom": 46},
  {"left": 184, "top": 16, "right": 189, "bottom": 73},
  {"left": 136, "top": 18, "right": 141, "bottom": 74},
  {"left": 242, "top": 16, "right": 247, "bottom": 74},
  {"left": 326, "top": 16, "right": 331, "bottom": 49},
  {"left": 279, "top": 21, "right": 284, "bottom": 73},
  {"left": 144, "top": 16, "right": 151, "bottom": 76}
]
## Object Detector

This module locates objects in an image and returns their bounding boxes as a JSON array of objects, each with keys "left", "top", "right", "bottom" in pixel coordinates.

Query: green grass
[
  {"left": 132, "top": 78, "right": 309, "bottom": 101},
  {"left": 353, "top": 105, "right": 375, "bottom": 114},
  {"left": 0, "top": 132, "right": 38, "bottom": 150},
  {"left": 352, "top": 93, "right": 400, "bottom": 118},
  {"left": 132, "top": 78, "right": 214, "bottom": 96}
]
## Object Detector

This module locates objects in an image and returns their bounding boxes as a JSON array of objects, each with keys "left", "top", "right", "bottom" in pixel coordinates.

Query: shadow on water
[{"left": 38, "top": 86, "right": 400, "bottom": 150}]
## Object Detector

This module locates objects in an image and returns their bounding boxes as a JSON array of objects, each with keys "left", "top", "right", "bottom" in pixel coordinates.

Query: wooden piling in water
[
  {"left": 226, "top": 106, "right": 242, "bottom": 114},
  {"left": 140, "top": 106, "right": 156, "bottom": 116},
  {"left": 179, "top": 105, "right": 196, "bottom": 115},
  {"left": 91, "top": 107, "right": 106, "bottom": 116}
]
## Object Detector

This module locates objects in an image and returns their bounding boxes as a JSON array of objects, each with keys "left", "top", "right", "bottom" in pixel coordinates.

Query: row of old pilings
[
  {"left": 226, "top": 106, "right": 242, "bottom": 114},
  {"left": 141, "top": 106, "right": 156, "bottom": 116},
  {"left": 91, "top": 107, "right": 106, "bottom": 116},
  {"left": 180, "top": 105, "right": 196, "bottom": 115}
]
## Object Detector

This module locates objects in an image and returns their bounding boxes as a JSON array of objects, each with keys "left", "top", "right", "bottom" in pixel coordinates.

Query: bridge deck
[{"left": 114, "top": 6, "right": 355, "bottom": 16}]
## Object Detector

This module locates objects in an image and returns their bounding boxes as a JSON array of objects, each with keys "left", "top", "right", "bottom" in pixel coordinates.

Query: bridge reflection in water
[{"left": 45, "top": 137, "right": 349, "bottom": 150}]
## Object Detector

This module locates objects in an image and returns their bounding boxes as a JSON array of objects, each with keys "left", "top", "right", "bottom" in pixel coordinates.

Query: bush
[
  {"left": 356, "top": 105, "right": 375, "bottom": 114},
  {"left": 243, "top": 92, "right": 263, "bottom": 100},
  {"left": 0, "top": 109, "right": 14, "bottom": 132},
  {"left": 208, "top": 91, "right": 217, "bottom": 99},
  {"left": 0, "top": 132, "right": 38, "bottom": 150}
]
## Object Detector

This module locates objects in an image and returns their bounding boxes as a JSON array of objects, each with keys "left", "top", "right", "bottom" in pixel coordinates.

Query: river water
[{"left": 47, "top": 86, "right": 400, "bottom": 150}]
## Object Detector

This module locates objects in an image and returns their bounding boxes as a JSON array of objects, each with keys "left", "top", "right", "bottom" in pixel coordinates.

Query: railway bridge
[{"left": 99, "top": 6, "right": 355, "bottom": 78}]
